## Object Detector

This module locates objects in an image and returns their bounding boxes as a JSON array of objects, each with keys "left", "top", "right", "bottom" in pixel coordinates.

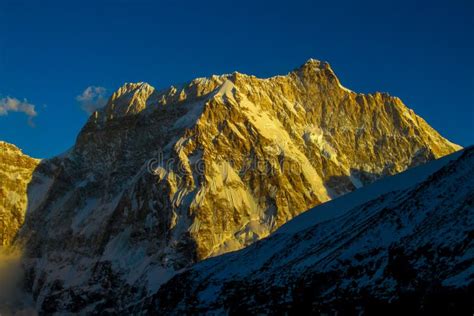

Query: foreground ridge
[{"left": 149, "top": 147, "right": 474, "bottom": 314}]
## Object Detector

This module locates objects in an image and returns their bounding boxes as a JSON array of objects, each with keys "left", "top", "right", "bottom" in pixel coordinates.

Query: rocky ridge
[{"left": 0, "top": 141, "right": 39, "bottom": 246}]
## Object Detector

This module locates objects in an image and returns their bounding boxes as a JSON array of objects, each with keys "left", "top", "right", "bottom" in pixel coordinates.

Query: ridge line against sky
[{"left": 0, "top": 0, "right": 472, "bottom": 158}]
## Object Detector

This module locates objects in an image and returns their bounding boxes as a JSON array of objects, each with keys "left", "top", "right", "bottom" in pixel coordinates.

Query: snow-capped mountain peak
[
  {"left": 0, "top": 59, "right": 462, "bottom": 313},
  {"left": 101, "top": 82, "right": 156, "bottom": 120}
]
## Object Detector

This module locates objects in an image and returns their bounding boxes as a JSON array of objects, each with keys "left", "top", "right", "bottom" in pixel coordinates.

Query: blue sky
[{"left": 0, "top": 0, "right": 473, "bottom": 158}]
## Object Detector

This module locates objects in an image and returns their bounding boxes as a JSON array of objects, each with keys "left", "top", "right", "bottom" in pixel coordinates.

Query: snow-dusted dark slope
[{"left": 147, "top": 147, "right": 474, "bottom": 315}]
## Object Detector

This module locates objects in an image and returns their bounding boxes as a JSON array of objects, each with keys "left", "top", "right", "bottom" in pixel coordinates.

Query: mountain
[
  {"left": 149, "top": 147, "right": 474, "bottom": 315},
  {"left": 0, "top": 141, "right": 39, "bottom": 246},
  {"left": 10, "top": 59, "right": 460, "bottom": 312}
]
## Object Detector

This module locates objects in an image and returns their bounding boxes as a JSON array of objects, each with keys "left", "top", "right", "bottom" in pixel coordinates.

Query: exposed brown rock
[{"left": 0, "top": 141, "right": 39, "bottom": 246}]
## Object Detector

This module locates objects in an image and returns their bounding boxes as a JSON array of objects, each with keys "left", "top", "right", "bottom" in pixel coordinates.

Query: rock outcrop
[{"left": 0, "top": 142, "right": 39, "bottom": 246}]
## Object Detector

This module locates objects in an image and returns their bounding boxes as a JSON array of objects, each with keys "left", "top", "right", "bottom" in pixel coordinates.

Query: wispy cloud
[
  {"left": 0, "top": 96, "right": 38, "bottom": 127},
  {"left": 76, "top": 86, "right": 107, "bottom": 114}
]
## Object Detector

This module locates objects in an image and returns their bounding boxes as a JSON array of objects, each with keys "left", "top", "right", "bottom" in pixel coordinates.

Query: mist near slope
[{"left": 0, "top": 247, "right": 37, "bottom": 316}]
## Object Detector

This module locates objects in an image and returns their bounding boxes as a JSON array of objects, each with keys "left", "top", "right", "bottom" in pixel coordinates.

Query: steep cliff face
[
  {"left": 150, "top": 147, "right": 474, "bottom": 315},
  {"left": 15, "top": 59, "right": 460, "bottom": 311},
  {"left": 0, "top": 142, "right": 39, "bottom": 246}
]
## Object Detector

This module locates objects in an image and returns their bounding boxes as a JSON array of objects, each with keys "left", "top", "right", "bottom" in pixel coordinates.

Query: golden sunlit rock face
[
  {"left": 8, "top": 60, "right": 461, "bottom": 310},
  {"left": 75, "top": 59, "right": 460, "bottom": 259},
  {"left": 0, "top": 142, "right": 39, "bottom": 246}
]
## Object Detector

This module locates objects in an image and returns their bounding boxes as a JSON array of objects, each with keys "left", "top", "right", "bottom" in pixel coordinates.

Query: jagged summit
[
  {"left": 306, "top": 57, "right": 320, "bottom": 63},
  {"left": 293, "top": 58, "right": 334, "bottom": 74},
  {"left": 93, "top": 58, "right": 343, "bottom": 122},
  {"left": 299, "top": 57, "right": 326, "bottom": 68},
  {"left": 101, "top": 81, "right": 155, "bottom": 119}
]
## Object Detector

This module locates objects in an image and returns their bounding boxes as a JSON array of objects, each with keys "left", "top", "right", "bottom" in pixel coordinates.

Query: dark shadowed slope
[{"left": 149, "top": 147, "right": 473, "bottom": 315}]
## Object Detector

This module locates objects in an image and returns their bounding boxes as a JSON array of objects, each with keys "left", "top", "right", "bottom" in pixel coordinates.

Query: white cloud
[
  {"left": 0, "top": 96, "right": 38, "bottom": 127},
  {"left": 76, "top": 86, "right": 107, "bottom": 114}
]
